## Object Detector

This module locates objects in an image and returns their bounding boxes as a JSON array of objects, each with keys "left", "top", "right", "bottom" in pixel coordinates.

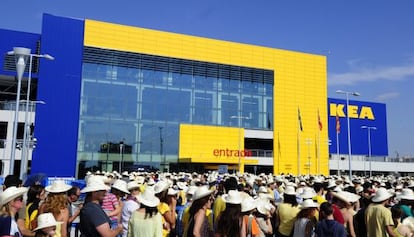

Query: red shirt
[{"left": 332, "top": 204, "right": 345, "bottom": 224}]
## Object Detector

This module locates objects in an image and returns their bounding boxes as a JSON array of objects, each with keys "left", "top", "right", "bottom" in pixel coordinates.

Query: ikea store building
[{"left": 0, "top": 14, "right": 388, "bottom": 178}]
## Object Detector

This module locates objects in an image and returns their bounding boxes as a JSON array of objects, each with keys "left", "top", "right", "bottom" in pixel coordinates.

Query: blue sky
[{"left": 1, "top": 1, "right": 413, "bottom": 158}]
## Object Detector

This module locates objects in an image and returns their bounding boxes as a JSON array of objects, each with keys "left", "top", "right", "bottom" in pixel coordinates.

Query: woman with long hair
[
  {"left": 185, "top": 186, "right": 214, "bottom": 237},
  {"left": 128, "top": 188, "right": 162, "bottom": 237},
  {"left": 276, "top": 186, "right": 300, "bottom": 237},
  {"left": 292, "top": 199, "right": 318, "bottom": 237},
  {"left": 39, "top": 180, "right": 72, "bottom": 237},
  {"left": 26, "top": 184, "right": 46, "bottom": 230},
  {"left": 0, "top": 186, "right": 28, "bottom": 236},
  {"left": 215, "top": 190, "right": 244, "bottom": 237},
  {"left": 154, "top": 180, "right": 176, "bottom": 237}
]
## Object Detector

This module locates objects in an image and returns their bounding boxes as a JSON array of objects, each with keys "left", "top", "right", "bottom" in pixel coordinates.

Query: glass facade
[{"left": 77, "top": 47, "right": 273, "bottom": 172}]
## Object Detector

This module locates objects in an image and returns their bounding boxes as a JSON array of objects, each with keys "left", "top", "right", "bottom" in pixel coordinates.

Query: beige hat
[
  {"left": 137, "top": 188, "right": 160, "bottom": 207},
  {"left": 45, "top": 180, "right": 72, "bottom": 193},
  {"left": 34, "top": 213, "right": 62, "bottom": 231},
  {"left": 257, "top": 200, "right": 272, "bottom": 215},
  {"left": 127, "top": 181, "right": 140, "bottom": 191},
  {"left": 284, "top": 185, "right": 297, "bottom": 196},
  {"left": 241, "top": 196, "right": 257, "bottom": 212},
  {"left": 222, "top": 190, "right": 242, "bottom": 204},
  {"left": 300, "top": 199, "right": 319, "bottom": 209},
  {"left": 154, "top": 180, "right": 169, "bottom": 194},
  {"left": 192, "top": 186, "right": 213, "bottom": 201},
  {"left": 0, "top": 186, "right": 28, "bottom": 206},
  {"left": 332, "top": 191, "right": 361, "bottom": 204},
  {"left": 372, "top": 188, "right": 393, "bottom": 203},
  {"left": 112, "top": 179, "right": 130, "bottom": 194},
  {"left": 397, "top": 189, "right": 414, "bottom": 201},
  {"left": 81, "top": 175, "right": 110, "bottom": 193}
]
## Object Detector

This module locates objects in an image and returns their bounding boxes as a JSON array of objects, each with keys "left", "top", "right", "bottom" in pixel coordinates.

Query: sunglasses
[{"left": 14, "top": 196, "right": 23, "bottom": 202}]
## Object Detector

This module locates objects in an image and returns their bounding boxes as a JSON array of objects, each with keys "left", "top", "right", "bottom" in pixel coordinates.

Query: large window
[{"left": 78, "top": 47, "right": 274, "bottom": 171}]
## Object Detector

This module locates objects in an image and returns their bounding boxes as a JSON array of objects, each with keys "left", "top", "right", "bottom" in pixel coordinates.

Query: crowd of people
[{"left": 1, "top": 170, "right": 414, "bottom": 237}]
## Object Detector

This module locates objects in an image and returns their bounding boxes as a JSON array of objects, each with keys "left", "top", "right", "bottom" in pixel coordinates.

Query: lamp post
[
  {"left": 7, "top": 47, "right": 54, "bottom": 175},
  {"left": 119, "top": 139, "right": 125, "bottom": 173},
  {"left": 361, "top": 126, "right": 376, "bottom": 177},
  {"left": 230, "top": 115, "right": 250, "bottom": 173},
  {"left": 336, "top": 90, "right": 360, "bottom": 180},
  {"left": 20, "top": 100, "right": 45, "bottom": 180}
]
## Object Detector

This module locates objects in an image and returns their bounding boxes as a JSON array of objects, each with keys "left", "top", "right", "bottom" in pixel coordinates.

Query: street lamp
[
  {"left": 361, "top": 126, "right": 377, "bottom": 177},
  {"left": 19, "top": 100, "right": 45, "bottom": 180},
  {"left": 7, "top": 47, "right": 54, "bottom": 176},
  {"left": 119, "top": 139, "right": 125, "bottom": 173},
  {"left": 230, "top": 115, "right": 250, "bottom": 173},
  {"left": 336, "top": 90, "right": 360, "bottom": 180}
]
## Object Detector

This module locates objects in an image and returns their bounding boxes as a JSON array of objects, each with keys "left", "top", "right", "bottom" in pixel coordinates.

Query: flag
[
  {"left": 318, "top": 109, "right": 323, "bottom": 131},
  {"left": 298, "top": 107, "right": 303, "bottom": 131},
  {"left": 336, "top": 114, "right": 340, "bottom": 133}
]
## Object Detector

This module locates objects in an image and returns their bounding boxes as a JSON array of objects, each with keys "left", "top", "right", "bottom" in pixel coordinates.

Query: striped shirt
[{"left": 101, "top": 192, "right": 119, "bottom": 222}]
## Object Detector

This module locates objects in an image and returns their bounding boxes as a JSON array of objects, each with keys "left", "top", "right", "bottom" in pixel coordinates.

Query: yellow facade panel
[{"left": 84, "top": 18, "right": 328, "bottom": 175}]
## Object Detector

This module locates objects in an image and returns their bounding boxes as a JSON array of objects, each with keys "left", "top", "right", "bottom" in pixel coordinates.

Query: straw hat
[
  {"left": 112, "top": 179, "right": 130, "bottom": 194},
  {"left": 284, "top": 186, "right": 297, "bottom": 196},
  {"left": 257, "top": 201, "right": 272, "bottom": 215},
  {"left": 222, "top": 190, "right": 242, "bottom": 204},
  {"left": 81, "top": 175, "right": 110, "bottom": 193},
  {"left": 332, "top": 191, "right": 361, "bottom": 204},
  {"left": 136, "top": 188, "right": 160, "bottom": 207},
  {"left": 300, "top": 199, "right": 319, "bottom": 209},
  {"left": 300, "top": 187, "right": 317, "bottom": 199},
  {"left": 372, "top": 188, "right": 393, "bottom": 203},
  {"left": 241, "top": 196, "right": 257, "bottom": 212},
  {"left": 397, "top": 189, "right": 414, "bottom": 201},
  {"left": 127, "top": 181, "right": 140, "bottom": 191},
  {"left": 33, "top": 213, "right": 62, "bottom": 231},
  {"left": 0, "top": 186, "right": 28, "bottom": 206},
  {"left": 45, "top": 180, "right": 72, "bottom": 193},
  {"left": 192, "top": 186, "right": 213, "bottom": 201},
  {"left": 153, "top": 180, "right": 169, "bottom": 194},
  {"left": 187, "top": 186, "right": 198, "bottom": 196},
  {"left": 167, "top": 188, "right": 179, "bottom": 196}
]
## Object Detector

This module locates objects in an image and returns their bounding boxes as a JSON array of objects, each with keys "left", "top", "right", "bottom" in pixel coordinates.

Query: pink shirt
[{"left": 101, "top": 192, "right": 119, "bottom": 221}]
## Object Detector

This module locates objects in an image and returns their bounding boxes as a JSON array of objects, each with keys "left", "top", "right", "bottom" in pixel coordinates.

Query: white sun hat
[
  {"left": 167, "top": 188, "right": 179, "bottom": 196},
  {"left": 257, "top": 200, "right": 272, "bottom": 215},
  {"left": 33, "top": 213, "right": 62, "bottom": 231},
  {"left": 332, "top": 191, "right": 361, "bottom": 204},
  {"left": 241, "top": 196, "right": 257, "bottom": 212},
  {"left": 0, "top": 186, "right": 28, "bottom": 206},
  {"left": 136, "top": 188, "right": 160, "bottom": 207},
  {"left": 192, "top": 186, "right": 213, "bottom": 201},
  {"left": 187, "top": 186, "right": 198, "bottom": 196},
  {"left": 147, "top": 178, "right": 156, "bottom": 186},
  {"left": 222, "top": 190, "right": 242, "bottom": 204},
  {"left": 397, "top": 189, "right": 414, "bottom": 201},
  {"left": 45, "top": 180, "right": 72, "bottom": 193},
  {"left": 127, "top": 181, "right": 140, "bottom": 191},
  {"left": 300, "top": 199, "right": 319, "bottom": 209},
  {"left": 372, "top": 187, "right": 394, "bottom": 203},
  {"left": 153, "top": 180, "right": 169, "bottom": 194},
  {"left": 284, "top": 185, "right": 297, "bottom": 196},
  {"left": 257, "top": 186, "right": 268, "bottom": 194},
  {"left": 81, "top": 175, "right": 110, "bottom": 193},
  {"left": 300, "top": 187, "right": 317, "bottom": 199},
  {"left": 112, "top": 179, "right": 130, "bottom": 194}
]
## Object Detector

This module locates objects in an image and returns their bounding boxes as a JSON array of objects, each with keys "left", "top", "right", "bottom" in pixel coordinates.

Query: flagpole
[
  {"left": 317, "top": 108, "right": 322, "bottom": 174},
  {"left": 337, "top": 128, "right": 340, "bottom": 176}
]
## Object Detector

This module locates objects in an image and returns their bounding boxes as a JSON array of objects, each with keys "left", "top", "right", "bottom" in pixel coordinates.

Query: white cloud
[
  {"left": 328, "top": 62, "right": 414, "bottom": 86},
  {"left": 375, "top": 92, "right": 400, "bottom": 101}
]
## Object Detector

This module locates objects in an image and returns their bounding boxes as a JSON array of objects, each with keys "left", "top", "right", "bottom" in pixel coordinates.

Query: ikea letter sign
[{"left": 329, "top": 103, "right": 375, "bottom": 120}]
